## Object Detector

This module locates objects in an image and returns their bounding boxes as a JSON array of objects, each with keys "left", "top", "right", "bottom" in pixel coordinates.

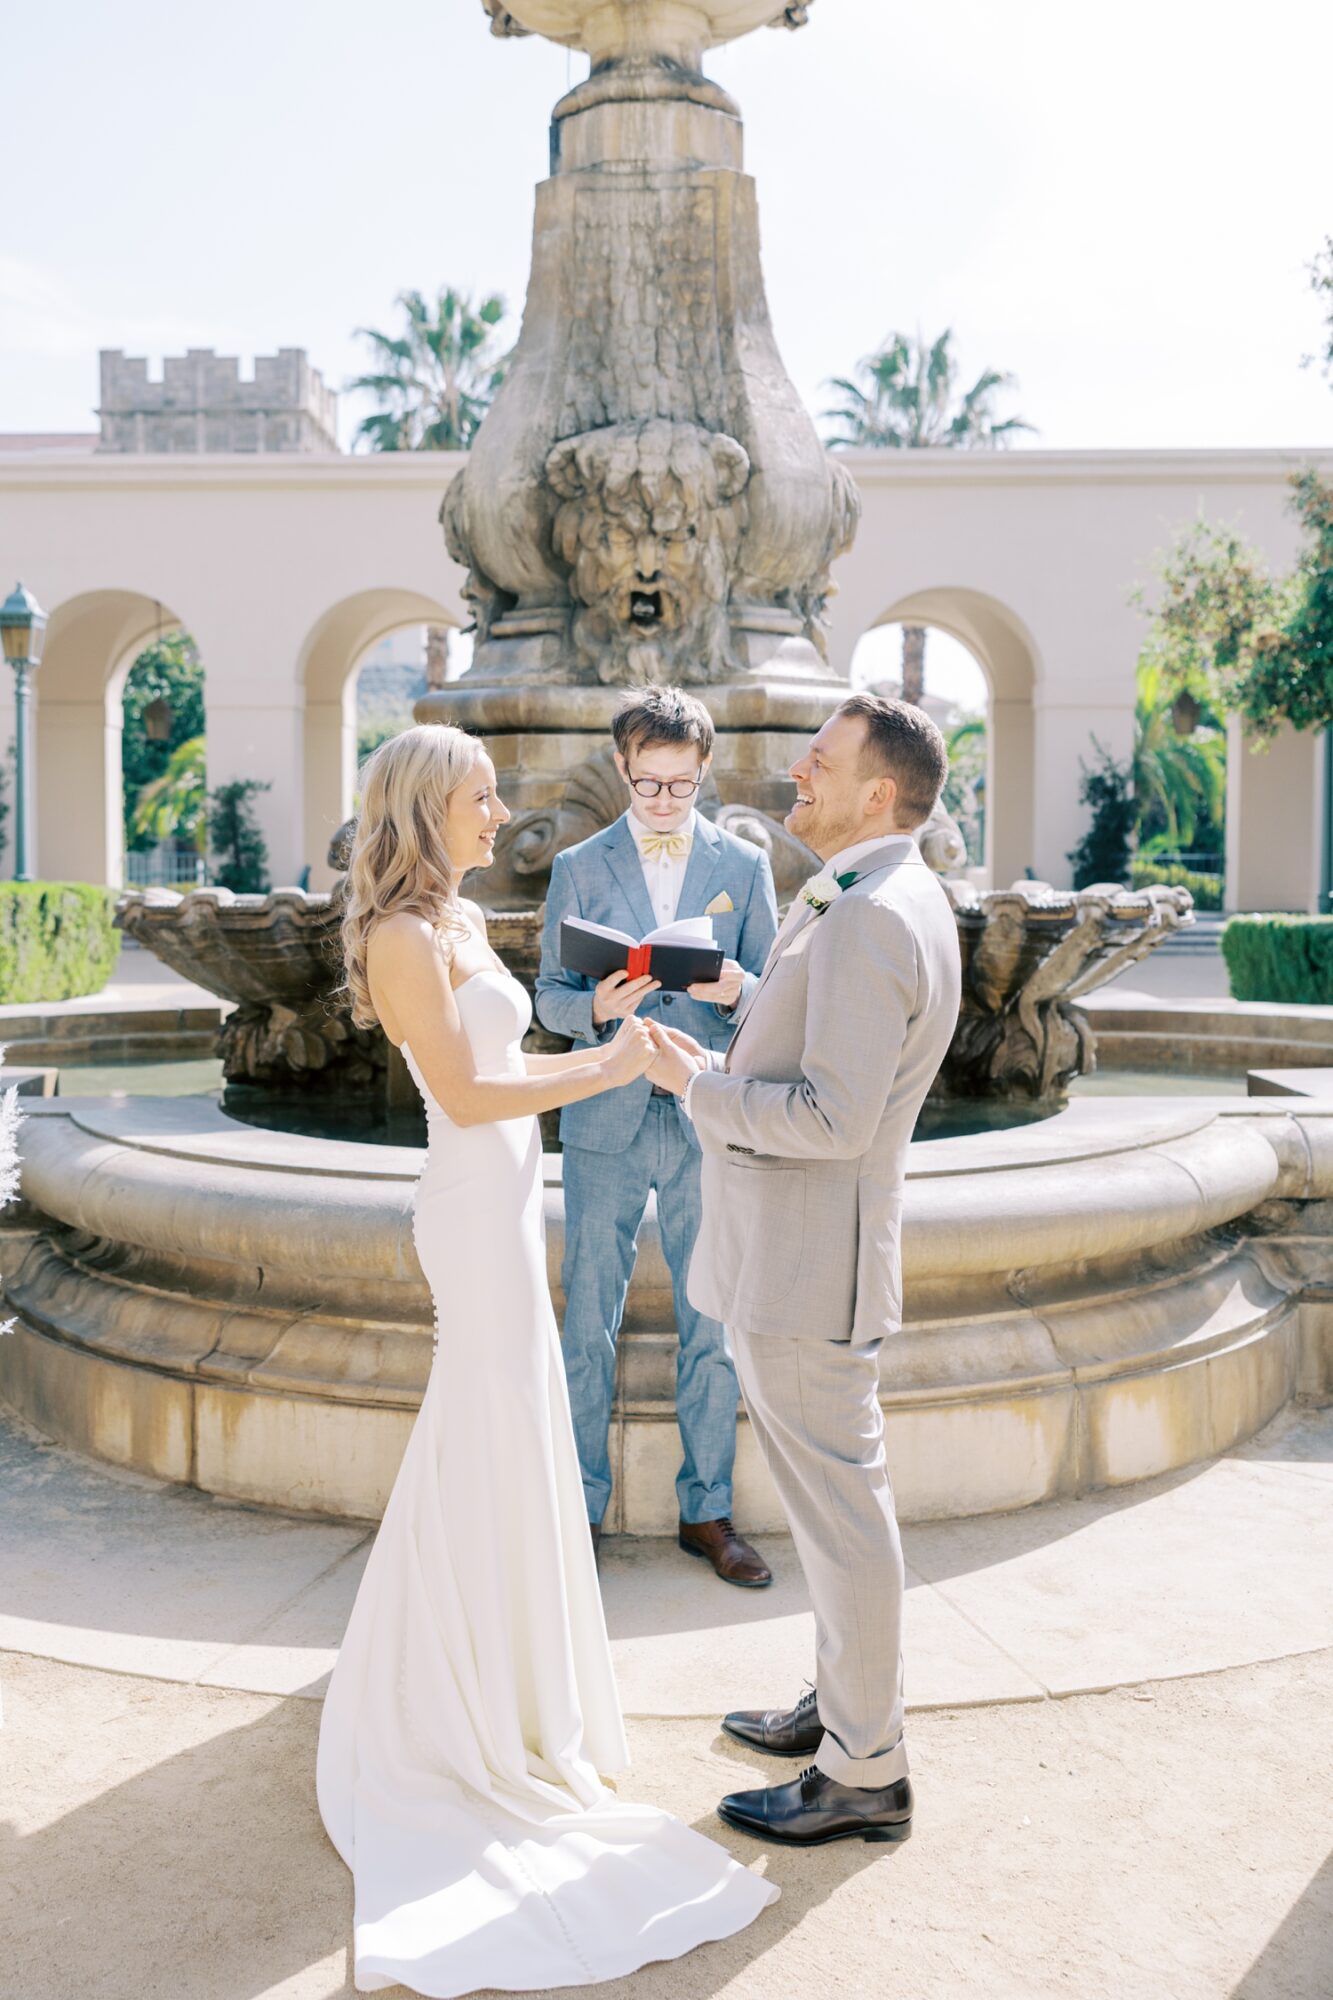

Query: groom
[{"left": 646, "top": 691, "right": 962, "bottom": 1846}]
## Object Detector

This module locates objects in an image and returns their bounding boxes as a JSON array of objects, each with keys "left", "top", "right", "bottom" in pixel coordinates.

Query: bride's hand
[
  {"left": 601, "top": 1012, "right": 657, "bottom": 1087},
  {"left": 652, "top": 1023, "right": 708, "bottom": 1060}
]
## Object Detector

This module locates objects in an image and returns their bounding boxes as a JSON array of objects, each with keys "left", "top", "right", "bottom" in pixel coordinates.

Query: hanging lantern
[
  {"left": 1171, "top": 689, "right": 1201, "bottom": 737},
  {"left": 143, "top": 696, "right": 174, "bottom": 742}
]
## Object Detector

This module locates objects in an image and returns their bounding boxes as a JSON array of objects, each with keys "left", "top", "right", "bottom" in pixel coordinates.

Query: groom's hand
[{"left": 645, "top": 1020, "right": 705, "bottom": 1095}]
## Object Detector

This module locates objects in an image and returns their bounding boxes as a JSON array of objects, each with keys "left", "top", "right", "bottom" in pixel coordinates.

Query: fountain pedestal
[{"left": 419, "top": 1, "right": 855, "bottom": 878}]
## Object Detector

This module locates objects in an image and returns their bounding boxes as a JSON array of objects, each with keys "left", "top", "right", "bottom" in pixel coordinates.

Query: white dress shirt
[
  {"left": 628, "top": 807, "right": 698, "bottom": 930},
  {"left": 821, "top": 831, "right": 916, "bottom": 880}
]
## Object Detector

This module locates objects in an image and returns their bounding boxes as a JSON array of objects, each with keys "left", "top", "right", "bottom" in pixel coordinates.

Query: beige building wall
[
  {"left": 1225, "top": 718, "right": 1327, "bottom": 914},
  {"left": 1, "top": 445, "right": 1330, "bottom": 903}
]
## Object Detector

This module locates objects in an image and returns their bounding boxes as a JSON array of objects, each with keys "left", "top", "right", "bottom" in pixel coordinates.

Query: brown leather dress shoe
[
  {"left": 590, "top": 1520, "right": 603, "bottom": 1557},
  {"left": 678, "top": 1517, "right": 772, "bottom": 1588}
]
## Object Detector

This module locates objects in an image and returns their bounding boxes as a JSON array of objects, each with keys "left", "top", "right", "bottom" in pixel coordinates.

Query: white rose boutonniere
[{"left": 800, "top": 867, "right": 859, "bottom": 915}]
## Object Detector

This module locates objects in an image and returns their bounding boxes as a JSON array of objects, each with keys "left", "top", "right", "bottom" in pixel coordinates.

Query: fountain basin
[
  {"left": 3, "top": 1091, "right": 1328, "bottom": 1529},
  {"left": 116, "top": 874, "right": 1195, "bottom": 1116}
]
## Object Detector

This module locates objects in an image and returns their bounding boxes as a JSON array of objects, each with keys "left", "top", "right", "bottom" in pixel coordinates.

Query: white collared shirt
[
  {"left": 627, "top": 807, "right": 698, "bottom": 929},
  {"left": 821, "top": 831, "right": 916, "bottom": 880}
]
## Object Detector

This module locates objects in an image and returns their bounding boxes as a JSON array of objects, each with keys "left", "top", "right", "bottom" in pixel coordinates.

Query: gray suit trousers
[{"left": 730, "top": 1325, "right": 908, "bottom": 1787}]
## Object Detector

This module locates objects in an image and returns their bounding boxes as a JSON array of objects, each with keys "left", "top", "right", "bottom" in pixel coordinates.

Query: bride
[{"left": 317, "top": 724, "right": 777, "bottom": 1996}]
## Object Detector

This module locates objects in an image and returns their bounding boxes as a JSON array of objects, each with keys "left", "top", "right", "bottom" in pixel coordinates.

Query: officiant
[{"left": 536, "top": 686, "right": 779, "bottom": 1582}]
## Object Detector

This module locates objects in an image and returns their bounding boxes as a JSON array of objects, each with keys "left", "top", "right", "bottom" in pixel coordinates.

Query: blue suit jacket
[{"left": 535, "top": 813, "right": 779, "bottom": 1154}]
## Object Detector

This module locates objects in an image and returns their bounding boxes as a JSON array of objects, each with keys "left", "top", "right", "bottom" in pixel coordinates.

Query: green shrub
[
  {"left": 1221, "top": 914, "right": 1333, "bottom": 1003},
  {"left": 0, "top": 882, "right": 120, "bottom": 1004},
  {"left": 1129, "top": 860, "right": 1224, "bottom": 910},
  {"left": 209, "top": 780, "right": 271, "bottom": 895},
  {"left": 1068, "top": 741, "right": 1135, "bottom": 888}
]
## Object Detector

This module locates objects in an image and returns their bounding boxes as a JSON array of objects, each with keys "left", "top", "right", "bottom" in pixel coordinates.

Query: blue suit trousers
[{"left": 561, "top": 1096, "right": 737, "bottom": 1526}]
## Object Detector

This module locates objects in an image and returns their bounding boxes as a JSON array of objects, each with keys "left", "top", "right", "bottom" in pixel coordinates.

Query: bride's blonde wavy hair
[{"left": 341, "top": 723, "right": 483, "bottom": 1029}]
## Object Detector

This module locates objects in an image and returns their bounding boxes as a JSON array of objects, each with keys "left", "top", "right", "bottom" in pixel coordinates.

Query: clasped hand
[
  {"left": 601, "top": 1011, "right": 657, "bottom": 1084},
  {"left": 602, "top": 1015, "right": 707, "bottom": 1094},
  {"left": 644, "top": 1020, "right": 707, "bottom": 1096}
]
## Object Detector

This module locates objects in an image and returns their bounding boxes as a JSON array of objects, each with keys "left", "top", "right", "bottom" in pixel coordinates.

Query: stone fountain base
[{"left": 4, "top": 1091, "right": 1329, "bottom": 1530}]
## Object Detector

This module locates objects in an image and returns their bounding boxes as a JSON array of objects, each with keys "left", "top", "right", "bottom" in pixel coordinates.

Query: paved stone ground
[
  {"left": 4, "top": 1646, "right": 1330, "bottom": 2000},
  {"left": 3, "top": 1401, "right": 1332, "bottom": 2000}
]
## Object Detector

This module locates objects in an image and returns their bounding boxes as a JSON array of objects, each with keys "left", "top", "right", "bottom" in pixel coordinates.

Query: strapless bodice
[{"left": 401, "top": 968, "right": 532, "bottom": 1132}]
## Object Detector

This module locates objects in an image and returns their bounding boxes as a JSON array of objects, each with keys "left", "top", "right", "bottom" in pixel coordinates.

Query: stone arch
[
  {"left": 299, "top": 588, "right": 460, "bottom": 890},
  {"left": 853, "top": 586, "right": 1039, "bottom": 888},
  {"left": 35, "top": 588, "right": 195, "bottom": 886}
]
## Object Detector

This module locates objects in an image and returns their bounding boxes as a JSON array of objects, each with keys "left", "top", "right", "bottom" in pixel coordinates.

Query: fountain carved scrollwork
[{"left": 940, "top": 880, "right": 1194, "bottom": 1102}]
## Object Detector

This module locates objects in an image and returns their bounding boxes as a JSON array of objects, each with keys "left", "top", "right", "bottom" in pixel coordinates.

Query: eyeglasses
[{"left": 628, "top": 775, "right": 702, "bottom": 800}]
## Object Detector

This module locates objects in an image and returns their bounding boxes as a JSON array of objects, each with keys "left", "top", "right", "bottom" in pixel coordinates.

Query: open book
[{"left": 559, "top": 914, "right": 724, "bottom": 992}]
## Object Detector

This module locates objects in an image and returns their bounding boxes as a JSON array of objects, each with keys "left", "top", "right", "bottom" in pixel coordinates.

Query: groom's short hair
[
  {"left": 612, "top": 685, "right": 715, "bottom": 763},
  {"left": 837, "top": 692, "right": 948, "bottom": 827}
]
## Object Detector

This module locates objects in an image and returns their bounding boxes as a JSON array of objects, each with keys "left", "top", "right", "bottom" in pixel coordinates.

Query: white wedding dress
[{"left": 317, "top": 968, "right": 777, "bottom": 1996}]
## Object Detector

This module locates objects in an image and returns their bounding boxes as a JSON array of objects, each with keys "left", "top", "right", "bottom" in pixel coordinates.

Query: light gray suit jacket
[{"left": 685, "top": 837, "right": 962, "bottom": 1347}]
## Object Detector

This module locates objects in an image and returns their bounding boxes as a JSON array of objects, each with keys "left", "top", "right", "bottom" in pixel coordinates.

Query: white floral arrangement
[{"left": 800, "top": 868, "right": 859, "bottom": 915}]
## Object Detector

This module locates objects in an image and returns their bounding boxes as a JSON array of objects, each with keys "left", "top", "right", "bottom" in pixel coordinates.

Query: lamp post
[{"left": 0, "top": 583, "right": 48, "bottom": 882}]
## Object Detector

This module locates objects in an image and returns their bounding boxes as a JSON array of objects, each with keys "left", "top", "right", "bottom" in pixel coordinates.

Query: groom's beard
[{"left": 786, "top": 797, "right": 864, "bottom": 861}]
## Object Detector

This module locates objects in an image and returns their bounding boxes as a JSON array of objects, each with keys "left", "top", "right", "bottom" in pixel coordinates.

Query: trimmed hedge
[
  {"left": 1129, "top": 860, "right": 1224, "bottom": 911},
  {"left": 1221, "top": 914, "right": 1333, "bottom": 1004},
  {"left": 0, "top": 883, "right": 121, "bottom": 1004}
]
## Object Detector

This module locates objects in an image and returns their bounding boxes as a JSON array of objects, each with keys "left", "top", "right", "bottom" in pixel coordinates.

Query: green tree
[
  {"left": 943, "top": 714, "right": 986, "bottom": 864},
  {"left": 1067, "top": 741, "right": 1135, "bottom": 889},
  {"left": 1305, "top": 234, "right": 1333, "bottom": 381},
  {"left": 130, "top": 736, "right": 207, "bottom": 852},
  {"left": 0, "top": 740, "right": 11, "bottom": 869},
  {"left": 1133, "top": 659, "right": 1226, "bottom": 855},
  {"left": 122, "top": 634, "right": 206, "bottom": 851},
  {"left": 824, "top": 330, "right": 1034, "bottom": 699},
  {"left": 1135, "top": 478, "right": 1333, "bottom": 742},
  {"left": 209, "top": 780, "right": 271, "bottom": 894},
  {"left": 358, "top": 713, "right": 405, "bottom": 763},
  {"left": 349, "top": 288, "right": 507, "bottom": 452}
]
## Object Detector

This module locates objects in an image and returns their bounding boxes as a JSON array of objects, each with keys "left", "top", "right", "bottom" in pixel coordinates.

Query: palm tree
[
  {"left": 349, "top": 289, "right": 507, "bottom": 452},
  {"left": 1133, "top": 660, "right": 1226, "bottom": 853},
  {"left": 823, "top": 329, "right": 1034, "bottom": 453},
  {"left": 825, "top": 330, "right": 1034, "bottom": 702},
  {"left": 130, "top": 735, "right": 207, "bottom": 852}
]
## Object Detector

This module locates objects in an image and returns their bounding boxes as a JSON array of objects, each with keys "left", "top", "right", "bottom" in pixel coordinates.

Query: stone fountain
[
  {"left": 12, "top": 0, "right": 1319, "bottom": 1540},
  {"left": 116, "top": 0, "right": 1194, "bottom": 1114},
  {"left": 419, "top": 0, "right": 858, "bottom": 834}
]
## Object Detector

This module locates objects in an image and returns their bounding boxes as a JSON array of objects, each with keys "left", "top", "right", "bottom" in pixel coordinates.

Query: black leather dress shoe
[
  {"left": 718, "top": 1764, "right": 913, "bottom": 1846},
  {"left": 722, "top": 1685, "right": 821, "bottom": 1757}
]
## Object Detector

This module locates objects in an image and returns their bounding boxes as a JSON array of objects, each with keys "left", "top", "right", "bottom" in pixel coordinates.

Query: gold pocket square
[{"left": 705, "top": 891, "right": 734, "bottom": 915}]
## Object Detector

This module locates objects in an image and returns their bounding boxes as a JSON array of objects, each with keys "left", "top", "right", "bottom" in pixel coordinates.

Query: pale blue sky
[{"left": 4, "top": 0, "right": 1332, "bottom": 454}]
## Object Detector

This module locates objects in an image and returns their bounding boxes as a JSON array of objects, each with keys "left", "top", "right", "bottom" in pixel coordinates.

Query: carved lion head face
[{"left": 546, "top": 419, "right": 749, "bottom": 678}]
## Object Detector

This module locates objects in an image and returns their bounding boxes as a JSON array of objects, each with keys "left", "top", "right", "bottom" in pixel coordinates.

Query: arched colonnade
[
  {"left": 35, "top": 584, "right": 462, "bottom": 894},
  {"left": 1, "top": 447, "right": 1329, "bottom": 908}
]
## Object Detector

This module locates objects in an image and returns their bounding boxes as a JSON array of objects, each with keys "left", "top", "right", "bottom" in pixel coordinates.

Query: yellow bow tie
[{"left": 639, "top": 831, "right": 693, "bottom": 860}]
